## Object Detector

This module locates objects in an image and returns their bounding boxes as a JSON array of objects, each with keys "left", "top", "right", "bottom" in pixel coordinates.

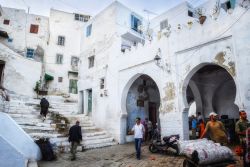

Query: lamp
[
  {"left": 154, "top": 48, "right": 162, "bottom": 67},
  {"left": 154, "top": 54, "right": 161, "bottom": 66},
  {"left": 154, "top": 48, "right": 171, "bottom": 73}
]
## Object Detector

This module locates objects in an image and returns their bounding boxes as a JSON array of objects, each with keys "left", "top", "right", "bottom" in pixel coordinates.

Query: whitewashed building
[
  {"left": 0, "top": 7, "right": 90, "bottom": 96},
  {"left": 78, "top": 0, "right": 250, "bottom": 143},
  {"left": 46, "top": 9, "right": 90, "bottom": 95},
  {"left": 0, "top": 7, "right": 48, "bottom": 97}
]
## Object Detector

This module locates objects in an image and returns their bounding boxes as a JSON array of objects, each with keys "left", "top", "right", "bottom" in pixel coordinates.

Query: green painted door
[{"left": 88, "top": 89, "right": 92, "bottom": 114}]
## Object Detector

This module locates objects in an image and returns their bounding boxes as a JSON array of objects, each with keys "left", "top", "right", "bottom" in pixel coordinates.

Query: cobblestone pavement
[{"left": 38, "top": 143, "right": 243, "bottom": 167}]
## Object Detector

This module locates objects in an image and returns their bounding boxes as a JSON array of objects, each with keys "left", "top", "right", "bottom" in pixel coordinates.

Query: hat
[{"left": 209, "top": 112, "right": 218, "bottom": 117}]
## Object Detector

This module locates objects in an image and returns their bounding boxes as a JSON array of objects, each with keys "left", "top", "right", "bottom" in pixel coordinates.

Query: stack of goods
[{"left": 178, "top": 139, "right": 234, "bottom": 165}]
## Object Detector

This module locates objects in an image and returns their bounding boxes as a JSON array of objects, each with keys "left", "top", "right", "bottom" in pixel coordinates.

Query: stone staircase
[{"left": 2, "top": 93, "right": 117, "bottom": 154}]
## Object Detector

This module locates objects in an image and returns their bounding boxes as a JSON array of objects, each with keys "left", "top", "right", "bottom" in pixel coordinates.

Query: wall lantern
[{"left": 154, "top": 48, "right": 171, "bottom": 73}]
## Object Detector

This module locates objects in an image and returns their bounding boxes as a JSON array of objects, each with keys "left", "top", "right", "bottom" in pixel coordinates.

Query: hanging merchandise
[
  {"left": 211, "top": 0, "right": 220, "bottom": 20},
  {"left": 195, "top": 8, "right": 207, "bottom": 25},
  {"left": 157, "top": 31, "right": 162, "bottom": 40},
  {"left": 162, "top": 24, "right": 171, "bottom": 37},
  {"left": 187, "top": 21, "right": 193, "bottom": 29}
]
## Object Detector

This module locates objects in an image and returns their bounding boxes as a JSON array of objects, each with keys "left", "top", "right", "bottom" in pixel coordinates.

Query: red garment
[{"left": 199, "top": 122, "right": 205, "bottom": 138}]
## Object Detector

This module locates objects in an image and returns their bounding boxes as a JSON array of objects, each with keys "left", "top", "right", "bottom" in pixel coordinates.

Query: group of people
[
  {"left": 191, "top": 112, "right": 205, "bottom": 140},
  {"left": 191, "top": 110, "right": 249, "bottom": 145},
  {"left": 40, "top": 97, "right": 82, "bottom": 161},
  {"left": 40, "top": 96, "right": 249, "bottom": 163}
]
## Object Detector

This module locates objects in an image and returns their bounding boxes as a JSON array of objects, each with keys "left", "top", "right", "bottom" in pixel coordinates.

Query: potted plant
[{"left": 195, "top": 8, "right": 206, "bottom": 25}]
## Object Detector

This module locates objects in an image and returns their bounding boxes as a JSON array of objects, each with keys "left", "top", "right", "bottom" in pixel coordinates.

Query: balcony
[{"left": 121, "top": 29, "right": 145, "bottom": 45}]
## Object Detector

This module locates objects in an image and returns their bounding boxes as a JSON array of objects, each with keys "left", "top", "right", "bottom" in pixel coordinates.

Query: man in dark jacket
[
  {"left": 69, "top": 120, "right": 82, "bottom": 161},
  {"left": 40, "top": 97, "right": 49, "bottom": 120}
]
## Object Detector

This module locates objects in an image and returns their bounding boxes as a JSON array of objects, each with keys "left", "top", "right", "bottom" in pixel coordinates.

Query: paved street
[{"left": 38, "top": 143, "right": 243, "bottom": 167}]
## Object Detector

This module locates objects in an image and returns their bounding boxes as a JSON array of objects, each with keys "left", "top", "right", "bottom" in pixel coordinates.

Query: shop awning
[
  {"left": 0, "top": 30, "right": 9, "bottom": 38},
  {"left": 44, "top": 73, "right": 54, "bottom": 81}
]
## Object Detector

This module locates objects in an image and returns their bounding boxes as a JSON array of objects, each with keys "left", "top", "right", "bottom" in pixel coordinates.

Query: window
[
  {"left": 100, "top": 78, "right": 105, "bottom": 89},
  {"left": 57, "top": 36, "right": 65, "bottom": 46},
  {"left": 7, "top": 38, "right": 13, "bottom": 42},
  {"left": 3, "top": 19, "right": 10, "bottom": 25},
  {"left": 131, "top": 15, "right": 142, "bottom": 33},
  {"left": 221, "top": 0, "right": 235, "bottom": 12},
  {"left": 69, "top": 79, "right": 78, "bottom": 94},
  {"left": 26, "top": 48, "right": 34, "bottom": 58},
  {"left": 58, "top": 77, "right": 63, "bottom": 82},
  {"left": 30, "top": 24, "right": 39, "bottom": 34},
  {"left": 188, "top": 10, "right": 193, "bottom": 17},
  {"left": 71, "top": 56, "right": 79, "bottom": 67},
  {"left": 56, "top": 54, "right": 63, "bottom": 64},
  {"left": 86, "top": 24, "right": 92, "bottom": 37},
  {"left": 160, "top": 19, "right": 168, "bottom": 30},
  {"left": 75, "top": 14, "right": 90, "bottom": 22},
  {"left": 88, "top": 56, "right": 94, "bottom": 68}
]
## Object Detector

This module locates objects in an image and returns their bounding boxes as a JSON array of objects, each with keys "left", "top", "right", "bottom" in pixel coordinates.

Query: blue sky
[{"left": 0, "top": 0, "right": 205, "bottom": 18}]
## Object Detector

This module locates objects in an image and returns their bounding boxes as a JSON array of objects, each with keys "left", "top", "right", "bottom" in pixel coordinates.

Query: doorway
[
  {"left": 125, "top": 75, "right": 160, "bottom": 135},
  {"left": 0, "top": 61, "right": 5, "bottom": 86},
  {"left": 87, "top": 89, "right": 92, "bottom": 116},
  {"left": 185, "top": 64, "right": 238, "bottom": 140}
]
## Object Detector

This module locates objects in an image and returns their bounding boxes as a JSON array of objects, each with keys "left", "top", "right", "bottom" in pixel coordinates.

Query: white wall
[
  {"left": 79, "top": 1, "right": 250, "bottom": 142},
  {"left": 0, "top": 7, "right": 49, "bottom": 56},
  {"left": 0, "top": 136, "right": 27, "bottom": 167},
  {"left": 0, "top": 112, "right": 42, "bottom": 161},
  {"left": 46, "top": 9, "right": 85, "bottom": 94},
  {"left": 0, "top": 43, "right": 42, "bottom": 97}
]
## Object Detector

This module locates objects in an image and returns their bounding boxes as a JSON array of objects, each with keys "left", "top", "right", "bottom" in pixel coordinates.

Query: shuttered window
[{"left": 30, "top": 24, "right": 39, "bottom": 34}]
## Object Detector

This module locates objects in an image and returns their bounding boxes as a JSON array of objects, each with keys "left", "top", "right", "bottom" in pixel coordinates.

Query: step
[
  {"left": 8, "top": 113, "right": 40, "bottom": 119},
  {"left": 83, "top": 134, "right": 111, "bottom": 141},
  {"left": 83, "top": 137, "right": 114, "bottom": 145},
  {"left": 84, "top": 142, "right": 117, "bottom": 149},
  {"left": 30, "top": 133, "right": 65, "bottom": 139},
  {"left": 81, "top": 126, "right": 97, "bottom": 130},
  {"left": 21, "top": 125, "right": 55, "bottom": 131},
  {"left": 15, "top": 119, "right": 52, "bottom": 125},
  {"left": 83, "top": 131, "right": 107, "bottom": 137}
]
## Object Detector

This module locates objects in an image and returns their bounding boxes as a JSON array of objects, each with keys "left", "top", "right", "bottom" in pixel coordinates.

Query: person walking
[
  {"left": 68, "top": 120, "right": 82, "bottom": 161},
  {"left": 191, "top": 115, "right": 197, "bottom": 139},
  {"left": 132, "top": 117, "right": 145, "bottom": 160},
  {"left": 40, "top": 97, "right": 49, "bottom": 121},
  {"left": 200, "top": 112, "right": 228, "bottom": 145},
  {"left": 235, "top": 110, "right": 249, "bottom": 167}
]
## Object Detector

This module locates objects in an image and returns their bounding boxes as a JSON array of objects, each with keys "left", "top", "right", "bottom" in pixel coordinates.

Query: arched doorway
[
  {"left": 184, "top": 64, "right": 238, "bottom": 139},
  {"left": 124, "top": 74, "right": 160, "bottom": 142}
]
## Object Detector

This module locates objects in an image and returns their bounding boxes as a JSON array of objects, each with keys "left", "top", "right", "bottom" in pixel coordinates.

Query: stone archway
[
  {"left": 120, "top": 74, "right": 160, "bottom": 143},
  {"left": 182, "top": 63, "right": 239, "bottom": 139}
]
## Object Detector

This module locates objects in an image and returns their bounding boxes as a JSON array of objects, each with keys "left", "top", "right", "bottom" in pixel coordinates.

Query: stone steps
[
  {"left": 84, "top": 142, "right": 117, "bottom": 149},
  {"left": 5, "top": 94, "right": 117, "bottom": 153}
]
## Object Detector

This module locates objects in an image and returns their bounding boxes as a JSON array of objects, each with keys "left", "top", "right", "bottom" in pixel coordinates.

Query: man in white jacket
[{"left": 132, "top": 117, "right": 145, "bottom": 160}]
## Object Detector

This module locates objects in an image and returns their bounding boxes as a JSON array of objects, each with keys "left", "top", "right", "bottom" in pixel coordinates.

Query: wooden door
[{"left": 148, "top": 102, "right": 157, "bottom": 127}]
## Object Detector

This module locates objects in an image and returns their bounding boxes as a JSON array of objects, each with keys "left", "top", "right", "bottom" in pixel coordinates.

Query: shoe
[
  {"left": 71, "top": 158, "right": 76, "bottom": 161},
  {"left": 137, "top": 157, "right": 140, "bottom": 160}
]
